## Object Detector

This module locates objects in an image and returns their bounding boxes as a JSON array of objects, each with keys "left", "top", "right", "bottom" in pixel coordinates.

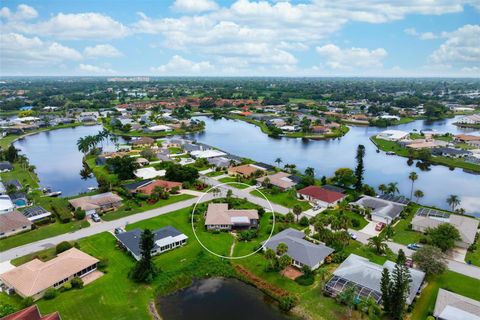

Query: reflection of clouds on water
[
  {"left": 459, "top": 197, "right": 480, "bottom": 217},
  {"left": 186, "top": 278, "right": 223, "bottom": 297}
]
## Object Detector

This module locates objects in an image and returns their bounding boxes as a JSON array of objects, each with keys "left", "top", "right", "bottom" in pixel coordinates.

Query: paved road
[
  {"left": 0, "top": 195, "right": 213, "bottom": 262},
  {"left": 201, "top": 176, "right": 291, "bottom": 215},
  {"left": 349, "top": 229, "right": 480, "bottom": 279}
]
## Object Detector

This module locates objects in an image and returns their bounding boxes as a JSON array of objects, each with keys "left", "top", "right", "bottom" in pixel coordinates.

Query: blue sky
[{"left": 1, "top": 0, "right": 479, "bottom": 76}]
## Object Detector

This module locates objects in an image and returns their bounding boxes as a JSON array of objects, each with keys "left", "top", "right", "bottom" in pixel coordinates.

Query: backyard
[{"left": 250, "top": 188, "right": 311, "bottom": 210}]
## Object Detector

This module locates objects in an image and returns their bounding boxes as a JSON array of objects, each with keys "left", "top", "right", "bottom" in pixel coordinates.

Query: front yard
[{"left": 250, "top": 188, "right": 311, "bottom": 210}]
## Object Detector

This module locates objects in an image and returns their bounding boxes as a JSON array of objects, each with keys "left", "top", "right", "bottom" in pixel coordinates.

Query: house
[
  {"left": 254, "top": 162, "right": 276, "bottom": 171},
  {"left": 135, "top": 179, "right": 182, "bottom": 195},
  {"left": 432, "top": 147, "right": 471, "bottom": 158},
  {"left": 135, "top": 157, "right": 150, "bottom": 166},
  {"left": 10, "top": 192, "right": 28, "bottom": 207},
  {"left": 68, "top": 192, "right": 123, "bottom": 216},
  {"left": 207, "top": 156, "right": 238, "bottom": 168},
  {"left": 204, "top": 203, "right": 259, "bottom": 231},
  {"left": 412, "top": 208, "right": 479, "bottom": 249},
  {"left": 297, "top": 186, "right": 345, "bottom": 207},
  {"left": 148, "top": 125, "right": 172, "bottom": 132},
  {"left": 0, "top": 248, "right": 99, "bottom": 300},
  {"left": 456, "top": 114, "right": 480, "bottom": 125},
  {"left": 122, "top": 179, "right": 153, "bottom": 193},
  {"left": 134, "top": 167, "right": 166, "bottom": 179},
  {"left": 190, "top": 149, "right": 227, "bottom": 159},
  {"left": 1, "top": 304, "right": 61, "bottom": 320},
  {"left": 131, "top": 137, "right": 155, "bottom": 147},
  {"left": 116, "top": 226, "right": 188, "bottom": 261},
  {"left": 228, "top": 164, "right": 265, "bottom": 177},
  {"left": 454, "top": 134, "right": 480, "bottom": 144},
  {"left": 353, "top": 196, "right": 405, "bottom": 224},
  {"left": 0, "top": 161, "right": 13, "bottom": 172},
  {"left": 325, "top": 254, "right": 425, "bottom": 305},
  {"left": 256, "top": 172, "right": 298, "bottom": 190},
  {"left": 4, "top": 179, "right": 22, "bottom": 191},
  {"left": 433, "top": 289, "right": 480, "bottom": 320},
  {"left": 22, "top": 206, "right": 52, "bottom": 222},
  {"left": 262, "top": 228, "right": 334, "bottom": 270},
  {"left": 0, "top": 195, "right": 14, "bottom": 214},
  {"left": 0, "top": 211, "right": 33, "bottom": 238},
  {"left": 376, "top": 130, "right": 409, "bottom": 141}
]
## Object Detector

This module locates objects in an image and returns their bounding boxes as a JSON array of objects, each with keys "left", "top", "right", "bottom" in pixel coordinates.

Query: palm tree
[
  {"left": 292, "top": 204, "right": 302, "bottom": 223},
  {"left": 76, "top": 137, "right": 90, "bottom": 154},
  {"left": 368, "top": 236, "right": 388, "bottom": 254},
  {"left": 274, "top": 157, "right": 282, "bottom": 167},
  {"left": 305, "top": 167, "right": 315, "bottom": 177},
  {"left": 408, "top": 171, "right": 418, "bottom": 200},
  {"left": 387, "top": 182, "right": 399, "bottom": 195},
  {"left": 446, "top": 195, "right": 460, "bottom": 211},
  {"left": 378, "top": 184, "right": 387, "bottom": 195},
  {"left": 276, "top": 242, "right": 288, "bottom": 256},
  {"left": 414, "top": 189, "right": 424, "bottom": 203}
]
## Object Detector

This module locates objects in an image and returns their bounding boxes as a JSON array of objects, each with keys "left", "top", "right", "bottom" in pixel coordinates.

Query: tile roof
[
  {"left": 1, "top": 305, "right": 61, "bottom": 320},
  {"left": 136, "top": 180, "right": 182, "bottom": 195},
  {"left": 0, "top": 211, "right": 32, "bottom": 234},
  {"left": 256, "top": 172, "right": 297, "bottom": 189},
  {"left": 297, "top": 186, "right": 345, "bottom": 203},
  {"left": 68, "top": 192, "right": 122, "bottom": 211},
  {"left": 228, "top": 164, "right": 265, "bottom": 177},
  {"left": 205, "top": 203, "right": 258, "bottom": 226}
]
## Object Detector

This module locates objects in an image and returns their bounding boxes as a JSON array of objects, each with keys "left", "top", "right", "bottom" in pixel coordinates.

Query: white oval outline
[{"left": 190, "top": 181, "right": 276, "bottom": 260}]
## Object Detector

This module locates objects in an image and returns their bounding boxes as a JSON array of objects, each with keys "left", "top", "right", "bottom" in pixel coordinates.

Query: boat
[
  {"left": 43, "top": 191, "right": 62, "bottom": 197},
  {"left": 386, "top": 151, "right": 396, "bottom": 155},
  {"left": 88, "top": 186, "right": 98, "bottom": 191}
]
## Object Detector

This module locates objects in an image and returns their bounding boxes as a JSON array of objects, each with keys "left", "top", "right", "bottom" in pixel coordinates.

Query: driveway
[
  {"left": 447, "top": 247, "right": 467, "bottom": 263},
  {"left": 302, "top": 207, "right": 326, "bottom": 219},
  {"left": 359, "top": 221, "right": 381, "bottom": 237}
]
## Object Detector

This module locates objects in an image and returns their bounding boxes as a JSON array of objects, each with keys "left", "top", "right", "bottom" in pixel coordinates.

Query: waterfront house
[
  {"left": 456, "top": 114, "right": 480, "bottom": 125},
  {"left": 297, "top": 186, "right": 345, "bottom": 208},
  {"left": 68, "top": 192, "right": 123, "bottom": 216},
  {"left": 122, "top": 179, "right": 153, "bottom": 193},
  {"left": 22, "top": 206, "right": 52, "bottom": 222},
  {"left": 432, "top": 147, "right": 472, "bottom": 158},
  {"left": 262, "top": 228, "right": 334, "bottom": 270},
  {"left": 433, "top": 289, "right": 480, "bottom": 320},
  {"left": 134, "top": 167, "right": 166, "bottom": 179},
  {"left": 412, "top": 208, "right": 479, "bottom": 249},
  {"left": 376, "top": 130, "right": 409, "bottom": 141},
  {"left": 256, "top": 172, "right": 298, "bottom": 190},
  {"left": 454, "top": 134, "right": 480, "bottom": 144},
  {"left": 131, "top": 137, "right": 155, "bottom": 147},
  {"left": 0, "top": 195, "right": 14, "bottom": 214},
  {"left": 116, "top": 226, "right": 188, "bottom": 261},
  {"left": 353, "top": 195, "right": 405, "bottom": 224},
  {"left": 148, "top": 124, "right": 172, "bottom": 132},
  {"left": 190, "top": 149, "right": 227, "bottom": 159},
  {"left": 207, "top": 156, "right": 238, "bottom": 168},
  {"left": 10, "top": 192, "right": 28, "bottom": 207},
  {"left": 325, "top": 254, "right": 425, "bottom": 305},
  {"left": 134, "top": 179, "right": 182, "bottom": 195},
  {"left": 0, "top": 161, "right": 13, "bottom": 172},
  {"left": 1, "top": 304, "right": 61, "bottom": 320},
  {"left": 0, "top": 210, "right": 33, "bottom": 238},
  {"left": 0, "top": 248, "right": 99, "bottom": 300},
  {"left": 204, "top": 203, "right": 259, "bottom": 231},
  {"left": 228, "top": 164, "right": 266, "bottom": 178}
]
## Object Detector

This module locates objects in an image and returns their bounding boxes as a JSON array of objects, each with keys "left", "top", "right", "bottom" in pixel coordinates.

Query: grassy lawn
[
  {"left": 0, "top": 163, "right": 39, "bottom": 189},
  {"left": 250, "top": 188, "right": 311, "bottom": 210},
  {"left": 343, "top": 240, "right": 397, "bottom": 265},
  {"left": 101, "top": 194, "right": 195, "bottom": 221},
  {"left": 411, "top": 271, "right": 480, "bottom": 320},
  {"left": 465, "top": 246, "right": 480, "bottom": 266},
  {"left": 390, "top": 205, "right": 423, "bottom": 245},
  {"left": 205, "top": 170, "right": 224, "bottom": 177},
  {"left": 0, "top": 220, "right": 89, "bottom": 252},
  {"left": 218, "top": 177, "right": 251, "bottom": 189}
]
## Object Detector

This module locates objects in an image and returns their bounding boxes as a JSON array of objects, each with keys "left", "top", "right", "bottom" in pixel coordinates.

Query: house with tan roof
[
  {"left": 412, "top": 208, "right": 479, "bottom": 249},
  {"left": 68, "top": 192, "right": 122, "bottom": 216},
  {"left": 0, "top": 210, "right": 33, "bottom": 238},
  {"left": 0, "top": 248, "right": 99, "bottom": 300},
  {"left": 228, "top": 164, "right": 266, "bottom": 178},
  {"left": 433, "top": 289, "right": 480, "bottom": 320},
  {"left": 205, "top": 203, "right": 259, "bottom": 231},
  {"left": 256, "top": 172, "right": 298, "bottom": 190},
  {"left": 135, "top": 179, "right": 182, "bottom": 195}
]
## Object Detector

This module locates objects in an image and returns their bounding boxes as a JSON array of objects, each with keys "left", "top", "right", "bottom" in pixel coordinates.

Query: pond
[
  {"left": 156, "top": 278, "right": 291, "bottom": 320},
  {"left": 191, "top": 116, "right": 480, "bottom": 216},
  {"left": 13, "top": 125, "right": 123, "bottom": 197}
]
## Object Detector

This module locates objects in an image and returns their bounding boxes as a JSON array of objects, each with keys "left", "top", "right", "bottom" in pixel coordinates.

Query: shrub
[
  {"left": 56, "top": 241, "right": 72, "bottom": 254},
  {"left": 74, "top": 208, "right": 86, "bottom": 220},
  {"left": 351, "top": 218, "right": 360, "bottom": 228},
  {"left": 51, "top": 204, "right": 71, "bottom": 223},
  {"left": 98, "top": 258, "right": 109, "bottom": 271},
  {"left": 299, "top": 216, "right": 309, "bottom": 227},
  {"left": 71, "top": 276, "right": 84, "bottom": 289},
  {"left": 43, "top": 288, "right": 57, "bottom": 300},
  {"left": 279, "top": 296, "right": 297, "bottom": 311},
  {"left": 295, "top": 274, "right": 314, "bottom": 286},
  {"left": 20, "top": 297, "right": 34, "bottom": 308},
  {"left": 63, "top": 282, "right": 72, "bottom": 290}
]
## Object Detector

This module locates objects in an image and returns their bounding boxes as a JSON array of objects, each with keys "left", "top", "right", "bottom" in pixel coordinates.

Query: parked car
[
  {"left": 348, "top": 232, "right": 357, "bottom": 240},
  {"left": 407, "top": 243, "right": 422, "bottom": 250},
  {"left": 91, "top": 213, "right": 101, "bottom": 222},
  {"left": 114, "top": 227, "right": 124, "bottom": 235},
  {"left": 375, "top": 222, "right": 386, "bottom": 231}
]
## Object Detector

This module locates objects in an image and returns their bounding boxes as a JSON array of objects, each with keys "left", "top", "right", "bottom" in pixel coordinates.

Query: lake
[
  {"left": 156, "top": 278, "right": 291, "bottom": 320},
  {"left": 13, "top": 125, "right": 120, "bottom": 197},
  {"left": 191, "top": 116, "right": 480, "bottom": 216}
]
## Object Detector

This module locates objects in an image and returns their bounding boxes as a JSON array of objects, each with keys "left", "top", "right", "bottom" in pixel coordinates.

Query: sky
[{"left": 0, "top": 0, "right": 479, "bottom": 77}]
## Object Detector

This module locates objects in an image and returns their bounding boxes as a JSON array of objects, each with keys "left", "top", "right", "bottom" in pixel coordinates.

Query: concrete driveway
[
  {"left": 448, "top": 247, "right": 467, "bottom": 263},
  {"left": 359, "top": 221, "right": 381, "bottom": 237}
]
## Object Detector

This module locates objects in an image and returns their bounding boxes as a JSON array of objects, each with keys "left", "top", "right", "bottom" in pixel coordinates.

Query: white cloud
[
  {"left": 151, "top": 55, "right": 214, "bottom": 75},
  {"left": 78, "top": 64, "right": 116, "bottom": 74},
  {"left": 429, "top": 24, "right": 480, "bottom": 67},
  {"left": 316, "top": 44, "right": 387, "bottom": 70},
  {"left": 0, "top": 4, "right": 38, "bottom": 20},
  {"left": 404, "top": 27, "right": 438, "bottom": 40},
  {"left": 171, "top": 0, "right": 219, "bottom": 13},
  {"left": 84, "top": 44, "right": 122, "bottom": 57},
  {"left": 0, "top": 33, "right": 82, "bottom": 66}
]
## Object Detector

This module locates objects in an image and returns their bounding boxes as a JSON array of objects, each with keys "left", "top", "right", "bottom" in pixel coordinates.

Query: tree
[
  {"left": 408, "top": 171, "right": 418, "bottom": 200},
  {"left": 304, "top": 167, "right": 315, "bottom": 177},
  {"left": 384, "top": 224, "right": 395, "bottom": 239},
  {"left": 71, "top": 276, "right": 84, "bottom": 289},
  {"left": 446, "top": 195, "right": 460, "bottom": 211},
  {"left": 378, "top": 184, "right": 387, "bottom": 195},
  {"left": 5, "top": 145, "right": 18, "bottom": 163},
  {"left": 354, "top": 144, "right": 365, "bottom": 190},
  {"left": 412, "top": 245, "right": 447, "bottom": 276},
  {"left": 389, "top": 250, "right": 411, "bottom": 320},
  {"left": 165, "top": 163, "right": 199, "bottom": 183},
  {"left": 276, "top": 242, "right": 288, "bottom": 256},
  {"left": 333, "top": 168, "right": 356, "bottom": 187},
  {"left": 414, "top": 189, "right": 424, "bottom": 203},
  {"left": 292, "top": 204, "right": 302, "bottom": 223},
  {"left": 380, "top": 268, "right": 392, "bottom": 314},
  {"left": 43, "top": 288, "right": 58, "bottom": 300},
  {"left": 74, "top": 208, "right": 86, "bottom": 220},
  {"left": 106, "top": 156, "right": 140, "bottom": 180},
  {"left": 0, "top": 303, "right": 16, "bottom": 318},
  {"left": 387, "top": 182, "right": 399, "bottom": 195},
  {"left": 131, "top": 229, "right": 158, "bottom": 283},
  {"left": 56, "top": 241, "right": 72, "bottom": 254},
  {"left": 428, "top": 223, "right": 461, "bottom": 252},
  {"left": 336, "top": 285, "right": 357, "bottom": 318},
  {"left": 368, "top": 236, "right": 388, "bottom": 254},
  {"left": 274, "top": 157, "right": 282, "bottom": 167},
  {"left": 278, "top": 254, "right": 292, "bottom": 269}
]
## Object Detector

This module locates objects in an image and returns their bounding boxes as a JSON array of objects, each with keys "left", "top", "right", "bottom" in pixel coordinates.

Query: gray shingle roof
[
  {"left": 116, "top": 226, "right": 184, "bottom": 257},
  {"left": 263, "top": 228, "right": 334, "bottom": 269},
  {"left": 354, "top": 196, "right": 405, "bottom": 220}
]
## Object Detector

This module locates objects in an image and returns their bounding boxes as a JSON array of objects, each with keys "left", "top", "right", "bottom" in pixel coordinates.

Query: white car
[{"left": 348, "top": 232, "right": 357, "bottom": 240}]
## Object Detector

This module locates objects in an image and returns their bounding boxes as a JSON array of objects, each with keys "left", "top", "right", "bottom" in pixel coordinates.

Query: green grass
[
  {"left": 206, "top": 170, "right": 224, "bottom": 177},
  {"left": 343, "top": 240, "right": 397, "bottom": 265},
  {"left": 320, "top": 209, "right": 369, "bottom": 230},
  {"left": 411, "top": 271, "right": 480, "bottom": 320},
  {"left": 465, "top": 245, "right": 480, "bottom": 266},
  {"left": 0, "top": 220, "right": 89, "bottom": 252},
  {"left": 218, "top": 177, "right": 251, "bottom": 189},
  {"left": 250, "top": 188, "right": 311, "bottom": 210},
  {"left": 101, "top": 194, "right": 195, "bottom": 221},
  {"left": 0, "top": 163, "right": 39, "bottom": 189}
]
